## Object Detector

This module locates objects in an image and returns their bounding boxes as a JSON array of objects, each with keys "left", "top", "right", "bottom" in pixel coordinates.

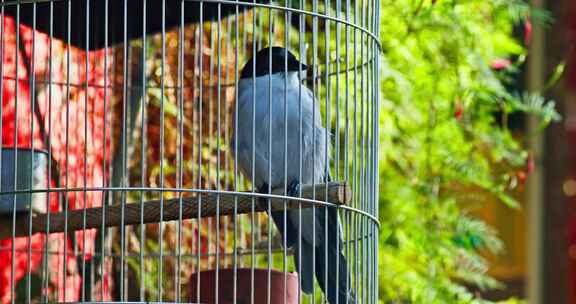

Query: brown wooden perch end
[{"left": 1, "top": 182, "right": 350, "bottom": 238}]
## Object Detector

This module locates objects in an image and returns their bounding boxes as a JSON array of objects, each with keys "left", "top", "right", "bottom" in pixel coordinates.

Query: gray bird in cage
[
  {"left": 233, "top": 47, "right": 355, "bottom": 304},
  {"left": 0, "top": 0, "right": 380, "bottom": 302}
]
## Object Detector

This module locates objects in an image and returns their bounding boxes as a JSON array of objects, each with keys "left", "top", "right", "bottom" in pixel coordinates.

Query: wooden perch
[{"left": 1, "top": 182, "right": 350, "bottom": 238}]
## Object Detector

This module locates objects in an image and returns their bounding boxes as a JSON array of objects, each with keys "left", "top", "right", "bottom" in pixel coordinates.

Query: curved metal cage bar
[{"left": 0, "top": 0, "right": 380, "bottom": 302}]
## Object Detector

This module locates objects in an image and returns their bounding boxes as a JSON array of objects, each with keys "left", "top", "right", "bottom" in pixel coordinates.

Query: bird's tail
[
  {"left": 269, "top": 210, "right": 316, "bottom": 296},
  {"left": 315, "top": 206, "right": 355, "bottom": 304},
  {"left": 293, "top": 237, "right": 316, "bottom": 294}
]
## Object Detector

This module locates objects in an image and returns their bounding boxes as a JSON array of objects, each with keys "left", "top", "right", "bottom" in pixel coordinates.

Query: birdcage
[{"left": 0, "top": 0, "right": 379, "bottom": 303}]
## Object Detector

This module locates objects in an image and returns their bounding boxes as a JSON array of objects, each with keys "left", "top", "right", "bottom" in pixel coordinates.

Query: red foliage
[
  {"left": 526, "top": 151, "right": 535, "bottom": 175},
  {"left": 490, "top": 58, "right": 512, "bottom": 70},
  {"left": 524, "top": 19, "right": 533, "bottom": 46},
  {"left": 454, "top": 100, "right": 464, "bottom": 120},
  {"left": 0, "top": 15, "right": 112, "bottom": 302}
]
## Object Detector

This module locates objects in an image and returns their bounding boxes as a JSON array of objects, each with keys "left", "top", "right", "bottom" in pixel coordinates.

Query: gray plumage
[
  {"left": 235, "top": 72, "right": 329, "bottom": 244},
  {"left": 231, "top": 47, "right": 354, "bottom": 304}
]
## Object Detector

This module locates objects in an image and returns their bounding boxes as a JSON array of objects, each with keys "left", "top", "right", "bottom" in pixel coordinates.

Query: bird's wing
[{"left": 285, "top": 84, "right": 334, "bottom": 245}]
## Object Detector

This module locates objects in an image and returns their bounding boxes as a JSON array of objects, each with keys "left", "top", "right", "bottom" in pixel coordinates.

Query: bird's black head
[{"left": 240, "top": 47, "right": 308, "bottom": 79}]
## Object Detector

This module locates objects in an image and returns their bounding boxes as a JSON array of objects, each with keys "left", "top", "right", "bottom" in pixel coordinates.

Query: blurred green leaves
[{"left": 375, "top": 0, "right": 558, "bottom": 302}]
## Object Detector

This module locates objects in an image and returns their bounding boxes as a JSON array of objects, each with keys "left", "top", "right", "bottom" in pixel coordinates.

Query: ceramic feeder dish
[{"left": 189, "top": 268, "right": 300, "bottom": 304}]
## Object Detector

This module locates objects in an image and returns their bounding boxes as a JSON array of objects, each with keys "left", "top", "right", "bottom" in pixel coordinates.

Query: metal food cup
[{"left": 0, "top": 148, "right": 49, "bottom": 215}]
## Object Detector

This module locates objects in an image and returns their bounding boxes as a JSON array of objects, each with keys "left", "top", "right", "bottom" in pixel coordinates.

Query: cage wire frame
[{"left": 0, "top": 0, "right": 380, "bottom": 303}]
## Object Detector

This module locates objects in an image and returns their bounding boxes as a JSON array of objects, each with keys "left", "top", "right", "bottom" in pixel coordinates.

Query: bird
[{"left": 231, "top": 46, "right": 355, "bottom": 304}]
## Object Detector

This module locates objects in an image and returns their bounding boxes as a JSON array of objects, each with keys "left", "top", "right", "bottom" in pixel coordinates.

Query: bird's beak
[{"left": 298, "top": 65, "right": 308, "bottom": 80}]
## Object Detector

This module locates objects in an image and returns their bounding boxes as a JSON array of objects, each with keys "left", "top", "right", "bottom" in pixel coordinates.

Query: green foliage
[{"left": 375, "top": 0, "right": 558, "bottom": 302}]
